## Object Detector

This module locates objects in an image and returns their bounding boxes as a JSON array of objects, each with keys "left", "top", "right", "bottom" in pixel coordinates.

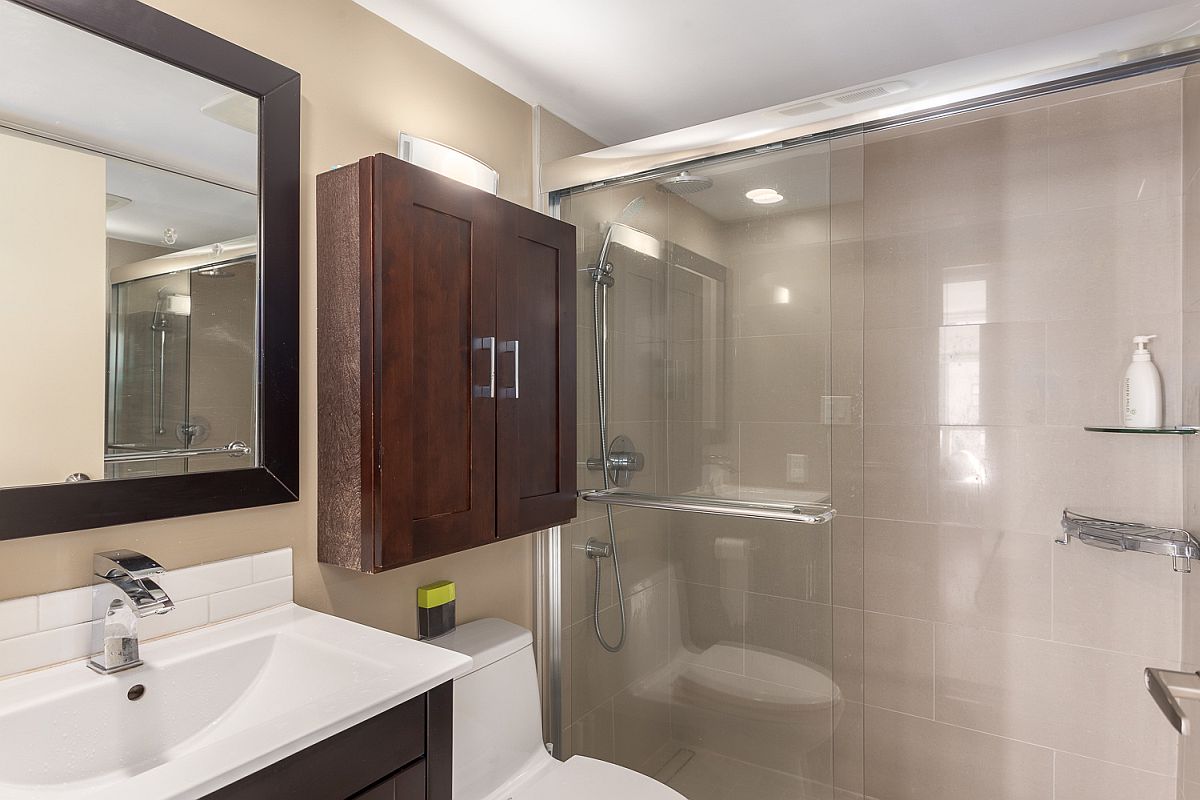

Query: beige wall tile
[
  {"left": 1045, "top": 314, "right": 1182, "bottom": 427},
  {"left": 565, "top": 517, "right": 614, "bottom": 626},
  {"left": 670, "top": 580, "right": 745, "bottom": 673},
  {"left": 1185, "top": 315, "right": 1200, "bottom": 425},
  {"left": 571, "top": 699, "right": 615, "bottom": 762},
  {"left": 863, "top": 424, "right": 931, "bottom": 521},
  {"left": 731, "top": 333, "right": 830, "bottom": 424},
  {"left": 1053, "top": 752, "right": 1175, "bottom": 800},
  {"left": 1014, "top": 426, "right": 1182, "bottom": 531},
  {"left": 833, "top": 699, "right": 864, "bottom": 795},
  {"left": 613, "top": 678, "right": 671, "bottom": 772},
  {"left": 832, "top": 515, "right": 865, "bottom": 610},
  {"left": 924, "top": 215, "right": 1051, "bottom": 326},
  {"left": 933, "top": 623, "right": 1178, "bottom": 774},
  {"left": 831, "top": 242, "right": 865, "bottom": 336},
  {"left": 863, "top": 706, "right": 1053, "bottom": 800},
  {"left": 863, "top": 612, "right": 934, "bottom": 718},
  {"left": 1052, "top": 537, "right": 1182, "bottom": 661},
  {"left": 669, "top": 513, "right": 831, "bottom": 602},
  {"left": 1185, "top": 74, "right": 1200, "bottom": 192},
  {"left": 863, "top": 232, "right": 928, "bottom": 330},
  {"left": 734, "top": 239, "right": 831, "bottom": 338},
  {"left": 1047, "top": 80, "right": 1182, "bottom": 211},
  {"left": 833, "top": 606, "right": 864, "bottom": 704},
  {"left": 864, "top": 519, "right": 1051, "bottom": 638},
  {"left": 1185, "top": 575, "right": 1200, "bottom": 666},
  {"left": 570, "top": 581, "right": 669, "bottom": 722},
  {"left": 1040, "top": 199, "right": 1181, "bottom": 323},
  {"left": 832, "top": 426, "right": 865, "bottom": 519},
  {"left": 864, "top": 327, "right": 934, "bottom": 425},
  {"left": 738, "top": 422, "right": 831, "bottom": 496},
  {"left": 745, "top": 592, "right": 832, "bottom": 686},
  {"left": 612, "top": 507, "right": 670, "bottom": 596},
  {"left": 865, "top": 108, "right": 1048, "bottom": 236}
]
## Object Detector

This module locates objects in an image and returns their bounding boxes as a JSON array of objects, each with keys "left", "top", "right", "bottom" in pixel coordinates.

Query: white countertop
[{"left": 0, "top": 603, "right": 472, "bottom": 799}]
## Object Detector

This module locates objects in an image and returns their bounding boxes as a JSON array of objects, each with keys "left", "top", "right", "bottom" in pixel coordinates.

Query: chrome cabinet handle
[
  {"left": 475, "top": 336, "right": 496, "bottom": 398},
  {"left": 501, "top": 340, "right": 520, "bottom": 399},
  {"left": 1145, "top": 666, "right": 1200, "bottom": 734}
]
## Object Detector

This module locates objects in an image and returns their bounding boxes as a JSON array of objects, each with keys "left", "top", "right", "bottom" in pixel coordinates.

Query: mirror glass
[{"left": 0, "top": 1, "right": 260, "bottom": 489}]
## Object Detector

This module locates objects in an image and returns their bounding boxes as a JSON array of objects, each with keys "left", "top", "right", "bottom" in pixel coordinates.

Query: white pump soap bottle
[{"left": 1122, "top": 334, "right": 1162, "bottom": 428}]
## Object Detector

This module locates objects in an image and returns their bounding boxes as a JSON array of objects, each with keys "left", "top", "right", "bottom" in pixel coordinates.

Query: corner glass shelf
[{"left": 1083, "top": 425, "right": 1198, "bottom": 435}]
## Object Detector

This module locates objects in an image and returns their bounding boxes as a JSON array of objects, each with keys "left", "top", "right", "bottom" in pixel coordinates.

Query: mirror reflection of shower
[{"left": 106, "top": 236, "right": 258, "bottom": 479}]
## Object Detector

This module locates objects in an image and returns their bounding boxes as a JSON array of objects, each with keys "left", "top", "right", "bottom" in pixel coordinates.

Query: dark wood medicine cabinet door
[{"left": 316, "top": 155, "right": 576, "bottom": 573}]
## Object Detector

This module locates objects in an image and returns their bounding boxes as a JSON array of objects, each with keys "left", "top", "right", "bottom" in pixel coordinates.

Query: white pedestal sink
[{"left": 0, "top": 604, "right": 472, "bottom": 799}]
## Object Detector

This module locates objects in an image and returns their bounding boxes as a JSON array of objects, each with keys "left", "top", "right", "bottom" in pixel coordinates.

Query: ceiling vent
[
  {"left": 831, "top": 81, "right": 911, "bottom": 105},
  {"left": 776, "top": 100, "right": 833, "bottom": 118}
]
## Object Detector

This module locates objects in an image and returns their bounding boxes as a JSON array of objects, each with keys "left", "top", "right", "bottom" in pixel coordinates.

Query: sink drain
[{"left": 127, "top": 684, "right": 146, "bottom": 701}]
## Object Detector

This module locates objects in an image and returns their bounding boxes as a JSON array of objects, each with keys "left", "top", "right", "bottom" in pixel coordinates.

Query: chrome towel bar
[
  {"left": 104, "top": 441, "right": 251, "bottom": 463},
  {"left": 578, "top": 489, "right": 835, "bottom": 525}
]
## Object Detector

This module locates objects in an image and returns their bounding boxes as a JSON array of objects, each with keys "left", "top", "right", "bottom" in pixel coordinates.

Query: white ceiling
[
  {"left": 354, "top": 0, "right": 1194, "bottom": 145},
  {"left": 0, "top": 1, "right": 258, "bottom": 250}
]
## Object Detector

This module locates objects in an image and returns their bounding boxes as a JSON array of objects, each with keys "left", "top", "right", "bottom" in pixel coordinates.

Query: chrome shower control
[{"left": 585, "top": 434, "right": 644, "bottom": 488}]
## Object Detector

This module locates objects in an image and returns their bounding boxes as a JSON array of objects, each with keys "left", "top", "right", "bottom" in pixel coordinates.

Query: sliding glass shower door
[{"left": 554, "top": 135, "right": 864, "bottom": 800}]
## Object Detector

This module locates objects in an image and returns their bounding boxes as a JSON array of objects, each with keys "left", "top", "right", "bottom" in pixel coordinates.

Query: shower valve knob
[{"left": 584, "top": 539, "right": 612, "bottom": 559}]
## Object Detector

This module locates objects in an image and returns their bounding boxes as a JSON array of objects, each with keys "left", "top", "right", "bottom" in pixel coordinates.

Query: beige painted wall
[
  {"left": 0, "top": 131, "right": 106, "bottom": 488},
  {"left": 0, "top": 0, "right": 538, "bottom": 638}
]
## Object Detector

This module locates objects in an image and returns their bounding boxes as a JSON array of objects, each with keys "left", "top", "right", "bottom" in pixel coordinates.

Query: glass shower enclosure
[{"left": 553, "top": 136, "right": 864, "bottom": 799}]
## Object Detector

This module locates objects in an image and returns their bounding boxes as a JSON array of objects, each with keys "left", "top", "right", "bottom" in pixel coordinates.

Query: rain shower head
[{"left": 656, "top": 170, "right": 713, "bottom": 195}]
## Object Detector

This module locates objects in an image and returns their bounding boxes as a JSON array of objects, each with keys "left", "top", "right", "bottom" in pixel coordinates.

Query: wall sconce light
[{"left": 398, "top": 133, "right": 498, "bottom": 195}]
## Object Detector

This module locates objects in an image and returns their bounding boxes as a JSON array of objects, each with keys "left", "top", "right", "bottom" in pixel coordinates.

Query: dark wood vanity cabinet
[
  {"left": 205, "top": 683, "right": 451, "bottom": 800},
  {"left": 317, "top": 155, "right": 576, "bottom": 573}
]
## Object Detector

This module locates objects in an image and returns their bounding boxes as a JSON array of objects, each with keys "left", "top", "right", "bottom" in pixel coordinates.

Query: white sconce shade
[{"left": 398, "top": 133, "right": 498, "bottom": 195}]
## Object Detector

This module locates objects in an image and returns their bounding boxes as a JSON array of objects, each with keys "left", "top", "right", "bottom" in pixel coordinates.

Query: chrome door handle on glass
[
  {"left": 501, "top": 339, "right": 519, "bottom": 399},
  {"left": 88, "top": 549, "right": 174, "bottom": 674}
]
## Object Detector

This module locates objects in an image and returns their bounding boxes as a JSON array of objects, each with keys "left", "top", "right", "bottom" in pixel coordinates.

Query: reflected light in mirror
[{"left": 773, "top": 286, "right": 790, "bottom": 304}]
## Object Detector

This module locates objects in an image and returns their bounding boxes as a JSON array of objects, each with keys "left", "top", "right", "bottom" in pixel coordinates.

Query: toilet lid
[{"left": 507, "top": 755, "right": 685, "bottom": 800}]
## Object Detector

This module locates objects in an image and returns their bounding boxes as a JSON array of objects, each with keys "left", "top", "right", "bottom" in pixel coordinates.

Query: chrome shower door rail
[{"left": 578, "top": 488, "right": 836, "bottom": 524}]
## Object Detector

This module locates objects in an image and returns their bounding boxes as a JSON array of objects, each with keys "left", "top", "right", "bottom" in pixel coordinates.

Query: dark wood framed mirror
[{"left": 0, "top": 0, "right": 299, "bottom": 539}]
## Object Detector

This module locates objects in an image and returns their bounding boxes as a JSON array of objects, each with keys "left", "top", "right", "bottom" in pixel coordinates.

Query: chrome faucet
[{"left": 88, "top": 550, "right": 174, "bottom": 674}]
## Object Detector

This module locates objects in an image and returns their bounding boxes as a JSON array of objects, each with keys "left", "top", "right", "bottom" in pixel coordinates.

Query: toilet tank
[{"left": 429, "top": 618, "right": 550, "bottom": 800}]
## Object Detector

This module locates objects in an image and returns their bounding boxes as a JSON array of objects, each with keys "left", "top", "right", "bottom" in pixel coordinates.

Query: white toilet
[{"left": 430, "top": 618, "right": 684, "bottom": 800}]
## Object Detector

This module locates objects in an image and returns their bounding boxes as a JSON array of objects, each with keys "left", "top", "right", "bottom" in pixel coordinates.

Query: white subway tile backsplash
[
  {"left": 156, "top": 556, "right": 254, "bottom": 602},
  {"left": 0, "top": 622, "right": 92, "bottom": 678},
  {"left": 209, "top": 576, "right": 293, "bottom": 623},
  {"left": 37, "top": 586, "right": 92, "bottom": 631},
  {"left": 0, "top": 548, "right": 292, "bottom": 678},
  {"left": 138, "top": 597, "right": 209, "bottom": 641},
  {"left": 252, "top": 549, "right": 292, "bottom": 583},
  {"left": 0, "top": 596, "right": 37, "bottom": 642}
]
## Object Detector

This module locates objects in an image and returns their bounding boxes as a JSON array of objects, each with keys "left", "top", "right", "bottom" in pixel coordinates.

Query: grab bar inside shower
[{"left": 578, "top": 488, "right": 836, "bottom": 524}]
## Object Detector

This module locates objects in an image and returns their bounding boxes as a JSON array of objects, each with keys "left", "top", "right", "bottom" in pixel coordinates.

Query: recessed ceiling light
[
  {"left": 744, "top": 188, "right": 776, "bottom": 200},
  {"left": 752, "top": 191, "right": 784, "bottom": 205}
]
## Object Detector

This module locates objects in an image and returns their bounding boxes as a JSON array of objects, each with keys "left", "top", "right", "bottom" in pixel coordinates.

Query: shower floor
[{"left": 646, "top": 743, "right": 865, "bottom": 800}]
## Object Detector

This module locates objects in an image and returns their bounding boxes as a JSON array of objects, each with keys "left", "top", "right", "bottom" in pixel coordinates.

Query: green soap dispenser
[{"left": 417, "top": 580, "right": 456, "bottom": 640}]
